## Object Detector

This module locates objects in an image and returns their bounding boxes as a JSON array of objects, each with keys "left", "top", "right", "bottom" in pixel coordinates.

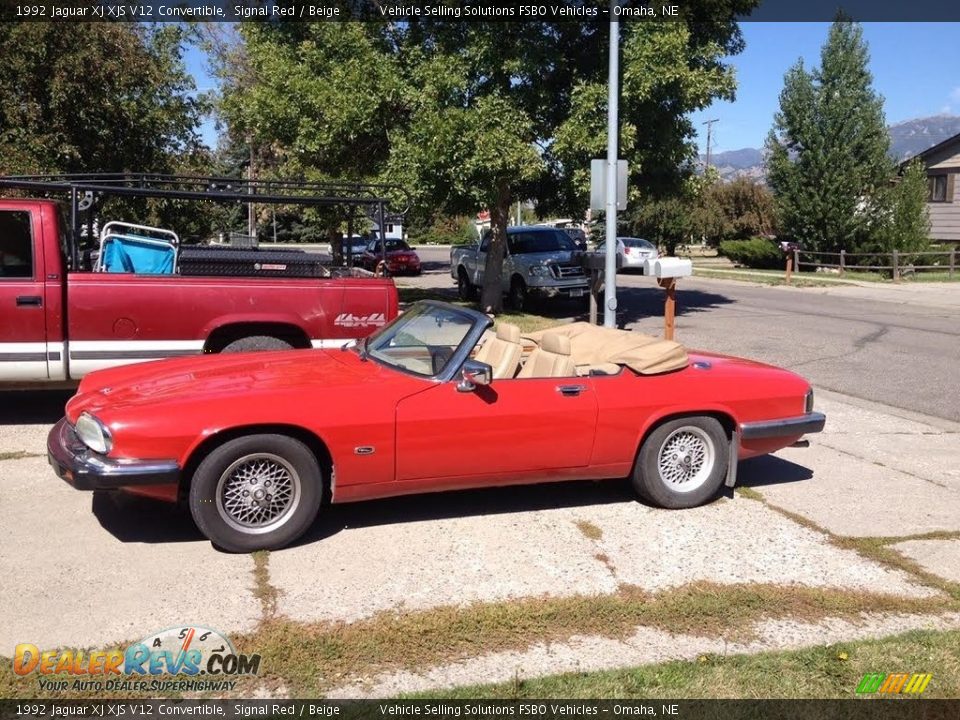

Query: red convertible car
[{"left": 48, "top": 301, "right": 824, "bottom": 552}]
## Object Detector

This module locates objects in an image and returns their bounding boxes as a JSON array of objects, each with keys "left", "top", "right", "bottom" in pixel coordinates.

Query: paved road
[
  {"left": 613, "top": 274, "right": 960, "bottom": 423},
  {"left": 412, "top": 248, "right": 960, "bottom": 422}
]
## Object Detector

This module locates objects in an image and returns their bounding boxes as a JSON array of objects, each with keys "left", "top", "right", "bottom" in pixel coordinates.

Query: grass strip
[
  {"left": 230, "top": 581, "right": 952, "bottom": 696},
  {"left": 0, "top": 451, "right": 42, "bottom": 461},
  {"left": 410, "top": 627, "right": 960, "bottom": 699}
]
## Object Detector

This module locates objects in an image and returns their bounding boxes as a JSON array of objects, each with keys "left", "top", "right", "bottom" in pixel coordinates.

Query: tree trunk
[
  {"left": 479, "top": 184, "right": 511, "bottom": 314},
  {"left": 328, "top": 226, "right": 343, "bottom": 266}
]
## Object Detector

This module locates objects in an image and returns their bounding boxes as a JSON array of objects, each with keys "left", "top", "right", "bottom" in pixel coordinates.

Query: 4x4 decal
[{"left": 334, "top": 312, "right": 387, "bottom": 328}]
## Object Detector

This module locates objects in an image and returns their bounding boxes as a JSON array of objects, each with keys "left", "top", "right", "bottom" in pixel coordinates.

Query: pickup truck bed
[{"left": 0, "top": 199, "right": 398, "bottom": 384}]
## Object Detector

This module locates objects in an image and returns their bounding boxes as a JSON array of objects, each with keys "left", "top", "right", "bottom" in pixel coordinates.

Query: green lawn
[{"left": 410, "top": 628, "right": 960, "bottom": 699}]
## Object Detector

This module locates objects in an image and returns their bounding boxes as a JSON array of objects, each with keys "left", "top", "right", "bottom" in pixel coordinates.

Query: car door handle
[
  {"left": 556, "top": 384, "right": 587, "bottom": 397},
  {"left": 16, "top": 295, "right": 42, "bottom": 307}
]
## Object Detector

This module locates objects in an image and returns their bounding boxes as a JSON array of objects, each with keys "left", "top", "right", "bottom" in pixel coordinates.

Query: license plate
[{"left": 569, "top": 289, "right": 586, "bottom": 297}]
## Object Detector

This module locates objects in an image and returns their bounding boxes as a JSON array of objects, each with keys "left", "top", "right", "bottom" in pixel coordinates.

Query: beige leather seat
[
  {"left": 516, "top": 332, "right": 577, "bottom": 379},
  {"left": 474, "top": 323, "right": 522, "bottom": 379}
]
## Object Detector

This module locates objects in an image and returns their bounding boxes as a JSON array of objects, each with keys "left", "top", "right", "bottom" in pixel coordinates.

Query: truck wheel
[
  {"left": 222, "top": 336, "right": 293, "bottom": 353},
  {"left": 633, "top": 416, "right": 728, "bottom": 509},
  {"left": 457, "top": 268, "right": 477, "bottom": 301},
  {"left": 189, "top": 434, "right": 323, "bottom": 553},
  {"left": 508, "top": 277, "right": 527, "bottom": 311}
]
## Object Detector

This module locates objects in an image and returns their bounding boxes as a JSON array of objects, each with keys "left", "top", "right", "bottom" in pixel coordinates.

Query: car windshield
[
  {"left": 508, "top": 230, "right": 575, "bottom": 254},
  {"left": 363, "top": 304, "right": 477, "bottom": 377},
  {"left": 621, "top": 238, "right": 655, "bottom": 249},
  {"left": 384, "top": 240, "right": 411, "bottom": 252}
]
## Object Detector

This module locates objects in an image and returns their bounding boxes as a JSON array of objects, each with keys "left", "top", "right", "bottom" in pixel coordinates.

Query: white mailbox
[{"left": 645, "top": 257, "right": 692, "bottom": 278}]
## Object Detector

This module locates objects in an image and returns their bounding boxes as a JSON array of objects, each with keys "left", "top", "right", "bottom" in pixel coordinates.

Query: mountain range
[{"left": 704, "top": 114, "right": 960, "bottom": 181}]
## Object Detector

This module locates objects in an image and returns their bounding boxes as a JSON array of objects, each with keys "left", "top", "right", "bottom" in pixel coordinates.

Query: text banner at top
[{"left": 4, "top": 0, "right": 960, "bottom": 22}]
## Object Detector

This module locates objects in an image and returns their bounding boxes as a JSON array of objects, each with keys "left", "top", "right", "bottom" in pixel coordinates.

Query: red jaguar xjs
[{"left": 48, "top": 300, "right": 825, "bottom": 552}]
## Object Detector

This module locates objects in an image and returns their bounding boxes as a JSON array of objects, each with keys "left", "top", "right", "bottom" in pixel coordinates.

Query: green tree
[
  {"left": 390, "top": 12, "right": 754, "bottom": 312},
  {"left": 214, "top": 22, "right": 404, "bottom": 263},
  {"left": 700, "top": 176, "right": 777, "bottom": 244},
  {"left": 0, "top": 23, "right": 220, "bottom": 243},
  {"left": 0, "top": 23, "right": 205, "bottom": 175},
  {"left": 765, "top": 19, "right": 900, "bottom": 254},
  {"left": 217, "top": 10, "right": 755, "bottom": 310},
  {"left": 877, "top": 159, "right": 930, "bottom": 256}
]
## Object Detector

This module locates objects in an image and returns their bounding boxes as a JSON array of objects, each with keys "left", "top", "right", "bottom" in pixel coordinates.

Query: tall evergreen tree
[{"left": 766, "top": 20, "right": 896, "bottom": 254}]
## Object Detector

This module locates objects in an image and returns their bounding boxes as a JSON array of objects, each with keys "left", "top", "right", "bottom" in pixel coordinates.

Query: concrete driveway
[{"left": 1, "top": 387, "right": 957, "bottom": 651}]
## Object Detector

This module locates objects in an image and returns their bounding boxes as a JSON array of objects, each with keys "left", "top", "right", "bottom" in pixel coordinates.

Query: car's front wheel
[
  {"left": 457, "top": 268, "right": 477, "bottom": 301},
  {"left": 633, "top": 416, "right": 728, "bottom": 508},
  {"left": 508, "top": 276, "right": 527, "bottom": 311},
  {"left": 189, "top": 434, "right": 323, "bottom": 552}
]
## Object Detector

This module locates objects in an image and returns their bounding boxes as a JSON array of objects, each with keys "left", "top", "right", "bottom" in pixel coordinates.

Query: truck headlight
[
  {"left": 528, "top": 265, "right": 550, "bottom": 277},
  {"left": 75, "top": 413, "right": 113, "bottom": 455}
]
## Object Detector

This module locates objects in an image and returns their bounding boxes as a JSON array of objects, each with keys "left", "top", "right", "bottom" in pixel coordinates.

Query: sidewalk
[{"left": 693, "top": 268, "right": 960, "bottom": 310}]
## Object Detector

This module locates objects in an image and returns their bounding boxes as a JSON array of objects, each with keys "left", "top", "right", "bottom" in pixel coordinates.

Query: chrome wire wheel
[
  {"left": 656, "top": 426, "right": 716, "bottom": 493},
  {"left": 215, "top": 453, "right": 302, "bottom": 535}
]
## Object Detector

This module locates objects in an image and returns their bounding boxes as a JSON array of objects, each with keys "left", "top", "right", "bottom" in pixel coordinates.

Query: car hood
[{"left": 66, "top": 348, "right": 380, "bottom": 421}]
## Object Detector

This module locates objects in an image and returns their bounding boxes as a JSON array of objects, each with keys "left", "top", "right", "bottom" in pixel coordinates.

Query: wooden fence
[{"left": 787, "top": 248, "right": 958, "bottom": 283}]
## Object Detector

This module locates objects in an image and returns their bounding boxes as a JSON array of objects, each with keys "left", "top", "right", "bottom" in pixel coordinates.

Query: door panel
[
  {"left": 395, "top": 378, "right": 598, "bottom": 481},
  {"left": 0, "top": 208, "right": 48, "bottom": 380}
]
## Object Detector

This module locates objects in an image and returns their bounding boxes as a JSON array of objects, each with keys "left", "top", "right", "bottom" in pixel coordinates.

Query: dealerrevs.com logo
[{"left": 14, "top": 626, "right": 261, "bottom": 693}]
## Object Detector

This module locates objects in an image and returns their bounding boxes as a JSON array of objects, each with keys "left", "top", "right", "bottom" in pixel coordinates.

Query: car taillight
[{"left": 625, "top": 247, "right": 633, "bottom": 255}]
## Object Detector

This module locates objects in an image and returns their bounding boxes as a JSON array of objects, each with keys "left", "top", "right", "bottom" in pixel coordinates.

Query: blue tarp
[{"left": 101, "top": 235, "right": 176, "bottom": 274}]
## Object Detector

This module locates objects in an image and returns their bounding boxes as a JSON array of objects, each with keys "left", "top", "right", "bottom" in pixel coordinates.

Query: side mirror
[{"left": 457, "top": 359, "right": 493, "bottom": 392}]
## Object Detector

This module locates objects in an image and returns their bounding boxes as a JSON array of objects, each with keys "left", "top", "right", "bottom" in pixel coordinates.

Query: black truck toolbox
[{"left": 179, "top": 246, "right": 331, "bottom": 278}]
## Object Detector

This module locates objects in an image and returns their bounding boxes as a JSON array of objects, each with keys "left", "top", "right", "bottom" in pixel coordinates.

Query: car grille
[{"left": 551, "top": 263, "right": 586, "bottom": 279}]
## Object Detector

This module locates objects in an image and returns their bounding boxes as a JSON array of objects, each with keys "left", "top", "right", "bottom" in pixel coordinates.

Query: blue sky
[
  {"left": 185, "top": 22, "right": 960, "bottom": 153},
  {"left": 690, "top": 22, "right": 960, "bottom": 154}
]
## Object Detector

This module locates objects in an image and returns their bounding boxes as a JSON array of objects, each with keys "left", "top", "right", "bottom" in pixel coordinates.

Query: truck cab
[{"left": 0, "top": 201, "right": 66, "bottom": 381}]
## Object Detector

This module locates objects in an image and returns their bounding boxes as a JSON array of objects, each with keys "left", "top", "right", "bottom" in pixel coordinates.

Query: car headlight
[
  {"left": 528, "top": 265, "right": 551, "bottom": 277},
  {"left": 805, "top": 388, "right": 815, "bottom": 414},
  {"left": 75, "top": 413, "right": 113, "bottom": 455}
]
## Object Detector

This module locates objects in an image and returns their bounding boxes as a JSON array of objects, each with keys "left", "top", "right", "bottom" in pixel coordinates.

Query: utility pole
[
  {"left": 247, "top": 140, "right": 257, "bottom": 241},
  {"left": 603, "top": 4, "right": 620, "bottom": 328},
  {"left": 703, "top": 118, "right": 719, "bottom": 170}
]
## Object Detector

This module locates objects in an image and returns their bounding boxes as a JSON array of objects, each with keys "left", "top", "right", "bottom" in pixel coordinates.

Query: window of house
[
  {"left": 0, "top": 211, "right": 33, "bottom": 279},
  {"left": 929, "top": 175, "right": 949, "bottom": 202}
]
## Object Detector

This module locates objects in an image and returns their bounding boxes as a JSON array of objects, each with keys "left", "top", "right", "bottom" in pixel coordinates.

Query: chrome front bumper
[{"left": 47, "top": 418, "right": 180, "bottom": 491}]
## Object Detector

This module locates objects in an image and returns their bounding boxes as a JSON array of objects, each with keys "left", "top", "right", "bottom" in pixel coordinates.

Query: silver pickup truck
[{"left": 450, "top": 226, "right": 589, "bottom": 310}]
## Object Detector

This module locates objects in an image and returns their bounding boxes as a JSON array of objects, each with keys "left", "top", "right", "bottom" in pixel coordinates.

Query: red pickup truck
[{"left": 0, "top": 197, "right": 398, "bottom": 385}]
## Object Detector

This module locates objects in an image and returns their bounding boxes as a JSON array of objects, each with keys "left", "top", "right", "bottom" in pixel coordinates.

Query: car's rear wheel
[
  {"left": 189, "top": 434, "right": 322, "bottom": 552},
  {"left": 457, "top": 268, "right": 477, "bottom": 301},
  {"left": 633, "top": 416, "right": 728, "bottom": 508}
]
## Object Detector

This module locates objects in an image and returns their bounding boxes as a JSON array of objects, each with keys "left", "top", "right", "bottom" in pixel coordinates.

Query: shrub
[{"left": 719, "top": 237, "right": 784, "bottom": 269}]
